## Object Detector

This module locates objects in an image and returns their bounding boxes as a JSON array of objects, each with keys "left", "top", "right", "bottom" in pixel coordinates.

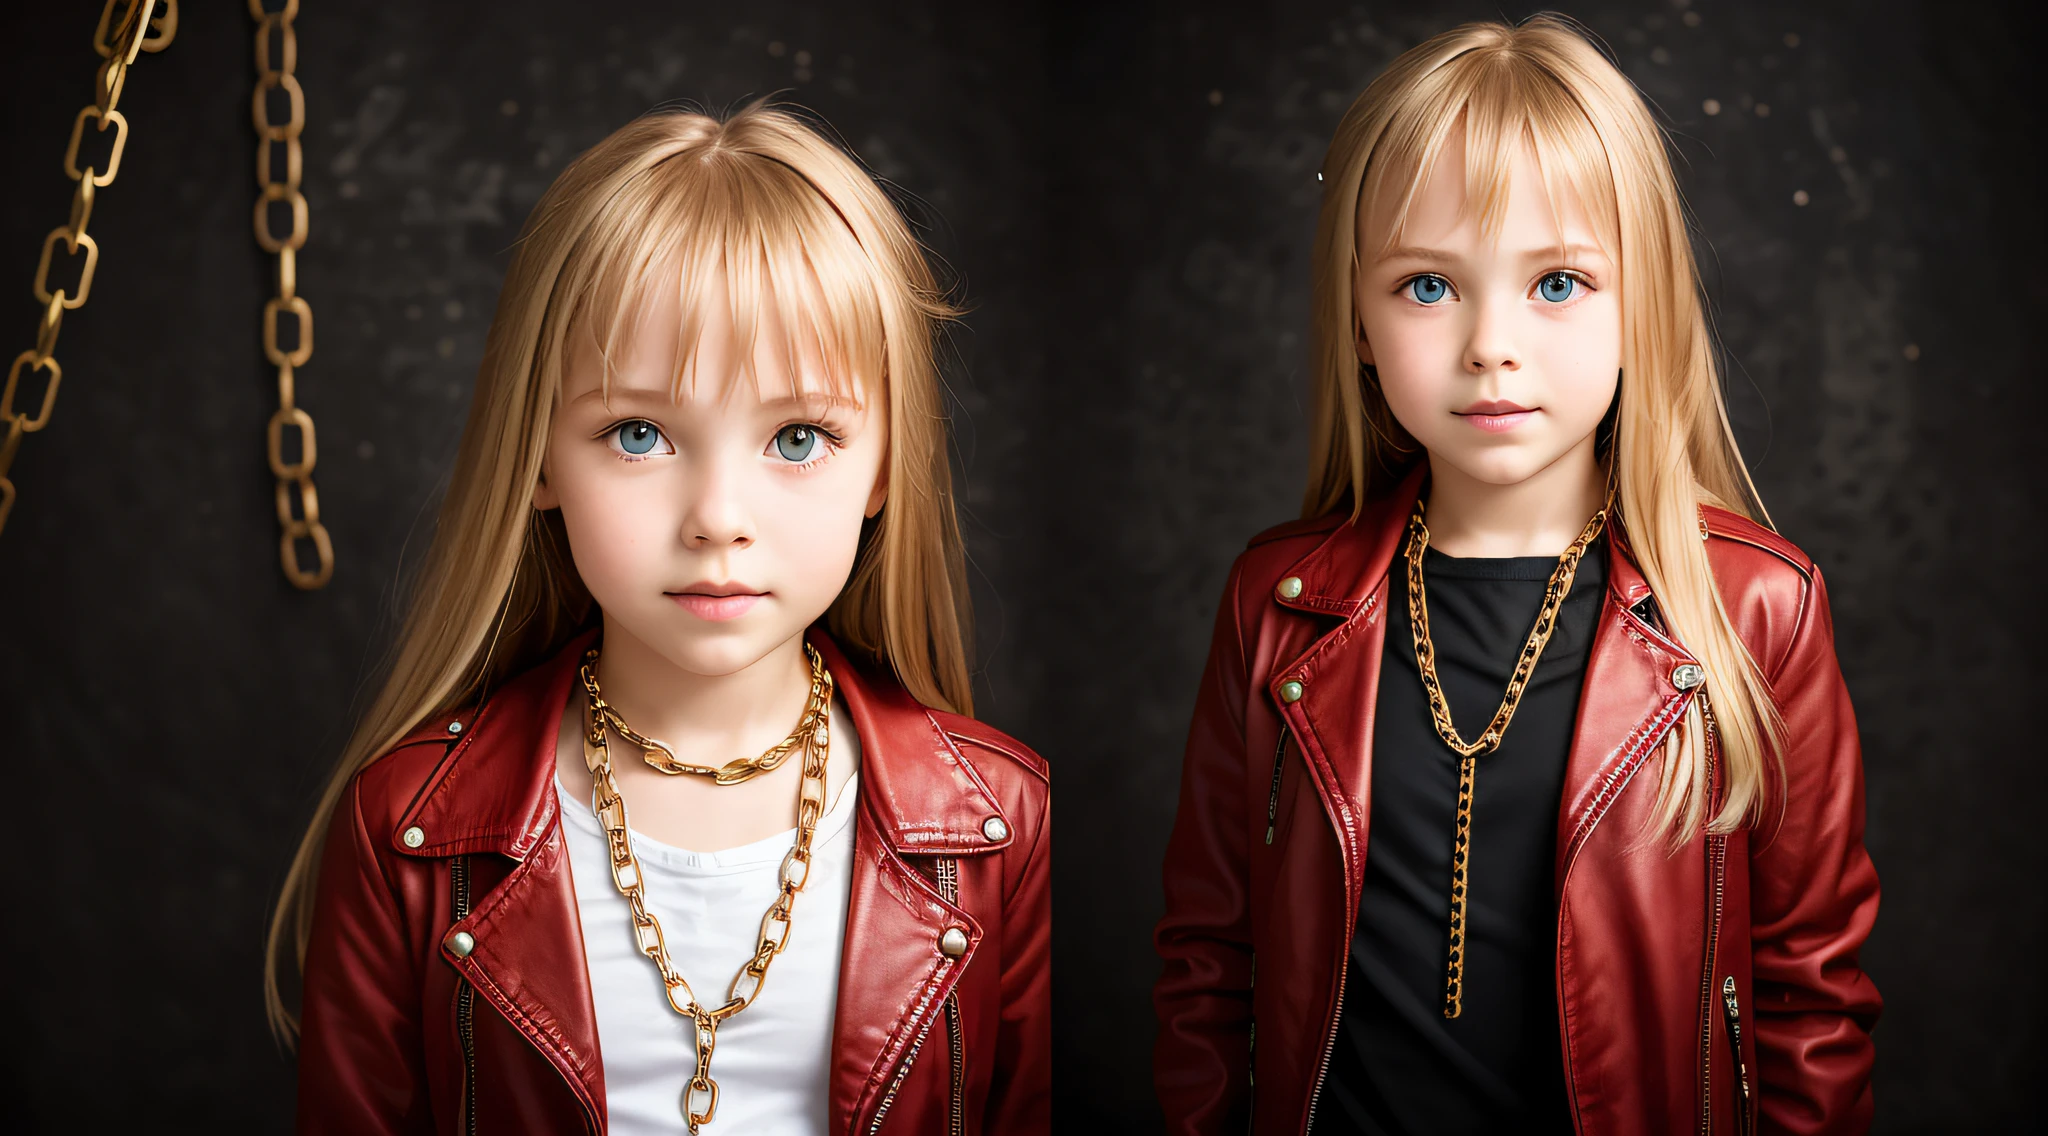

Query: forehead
[
  {"left": 1360, "top": 126, "right": 1602, "bottom": 255},
  {"left": 563, "top": 257, "right": 870, "bottom": 410}
]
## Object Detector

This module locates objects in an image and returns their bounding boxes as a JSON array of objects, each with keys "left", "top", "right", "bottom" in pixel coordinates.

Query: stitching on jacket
[
  {"left": 456, "top": 954, "right": 601, "bottom": 1117},
  {"left": 1564, "top": 689, "right": 1692, "bottom": 860},
  {"left": 947, "top": 732, "right": 1050, "bottom": 783},
  {"left": 1701, "top": 509, "right": 1814, "bottom": 582},
  {"left": 849, "top": 848, "right": 961, "bottom": 1128}
]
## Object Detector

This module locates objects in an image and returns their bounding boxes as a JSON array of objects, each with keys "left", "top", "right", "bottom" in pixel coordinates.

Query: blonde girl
[
  {"left": 1154, "top": 17, "right": 1878, "bottom": 1134},
  {"left": 266, "top": 104, "right": 1050, "bottom": 1135}
]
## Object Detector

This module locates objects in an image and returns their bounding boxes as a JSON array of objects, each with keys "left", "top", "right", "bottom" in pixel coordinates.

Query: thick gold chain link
[
  {"left": 584, "top": 640, "right": 833, "bottom": 783},
  {"left": 1404, "top": 498, "right": 1605, "bottom": 1018},
  {"left": 249, "top": 0, "right": 332, "bottom": 588},
  {"left": 580, "top": 645, "right": 834, "bottom": 1133},
  {"left": 0, "top": 0, "right": 176, "bottom": 536}
]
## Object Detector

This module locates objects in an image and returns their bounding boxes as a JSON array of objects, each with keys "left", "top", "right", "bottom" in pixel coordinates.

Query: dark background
[{"left": 0, "top": 0, "right": 2039, "bottom": 1132}]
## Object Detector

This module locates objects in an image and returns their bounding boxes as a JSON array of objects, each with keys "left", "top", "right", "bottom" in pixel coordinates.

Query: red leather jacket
[
  {"left": 1153, "top": 470, "right": 1880, "bottom": 1135},
  {"left": 296, "top": 628, "right": 1051, "bottom": 1135}
]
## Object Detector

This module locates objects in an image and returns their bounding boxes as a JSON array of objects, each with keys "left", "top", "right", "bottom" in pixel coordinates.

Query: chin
[
  {"left": 615, "top": 606, "right": 792, "bottom": 677},
  {"left": 1433, "top": 444, "right": 1558, "bottom": 487}
]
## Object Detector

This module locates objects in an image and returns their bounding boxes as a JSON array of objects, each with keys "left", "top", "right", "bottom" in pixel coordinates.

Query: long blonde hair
[
  {"left": 1306, "top": 16, "right": 1783, "bottom": 848},
  {"left": 264, "top": 103, "right": 970, "bottom": 1038}
]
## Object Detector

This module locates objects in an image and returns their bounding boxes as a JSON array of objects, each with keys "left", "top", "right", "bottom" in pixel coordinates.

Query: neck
[
  {"left": 1422, "top": 438, "right": 1607, "bottom": 558},
  {"left": 590, "top": 616, "right": 813, "bottom": 756}
]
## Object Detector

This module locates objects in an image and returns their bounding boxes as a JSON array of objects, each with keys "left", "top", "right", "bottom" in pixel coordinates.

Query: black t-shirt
[{"left": 1316, "top": 536, "right": 1606, "bottom": 1136}]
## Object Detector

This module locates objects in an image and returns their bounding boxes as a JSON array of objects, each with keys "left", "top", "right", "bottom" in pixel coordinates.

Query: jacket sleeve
[
  {"left": 1748, "top": 565, "right": 1882, "bottom": 1134},
  {"left": 985, "top": 774, "right": 1052, "bottom": 1134},
  {"left": 296, "top": 773, "right": 434, "bottom": 1135},
  {"left": 1153, "top": 559, "right": 1255, "bottom": 1134}
]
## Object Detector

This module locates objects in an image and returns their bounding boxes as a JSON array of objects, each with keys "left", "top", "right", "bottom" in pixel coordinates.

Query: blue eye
[
  {"left": 1538, "top": 272, "right": 1579, "bottom": 303},
  {"left": 614, "top": 420, "right": 664, "bottom": 456},
  {"left": 1408, "top": 274, "right": 1450, "bottom": 304},
  {"left": 773, "top": 424, "right": 819, "bottom": 463}
]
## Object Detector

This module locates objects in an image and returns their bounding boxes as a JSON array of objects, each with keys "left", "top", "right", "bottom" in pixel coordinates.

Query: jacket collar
[
  {"left": 1273, "top": 462, "right": 1665, "bottom": 627},
  {"left": 389, "top": 626, "right": 1008, "bottom": 862}
]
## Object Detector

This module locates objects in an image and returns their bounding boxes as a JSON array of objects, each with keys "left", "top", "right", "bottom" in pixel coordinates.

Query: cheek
[
  {"left": 1360, "top": 301, "right": 1459, "bottom": 414},
  {"left": 760, "top": 448, "right": 882, "bottom": 580},
  {"left": 547, "top": 437, "right": 671, "bottom": 592},
  {"left": 1534, "top": 297, "right": 1623, "bottom": 420}
]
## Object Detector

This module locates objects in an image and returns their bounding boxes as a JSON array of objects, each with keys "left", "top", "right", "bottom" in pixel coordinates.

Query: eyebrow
[
  {"left": 566, "top": 385, "right": 863, "bottom": 411},
  {"left": 1378, "top": 242, "right": 1611, "bottom": 265}
]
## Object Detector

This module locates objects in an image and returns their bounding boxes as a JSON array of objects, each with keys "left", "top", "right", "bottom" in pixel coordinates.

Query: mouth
[
  {"left": 1454, "top": 400, "right": 1537, "bottom": 434},
  {"left": 664, "top": 582, "right": 767, "bottom": 621}
]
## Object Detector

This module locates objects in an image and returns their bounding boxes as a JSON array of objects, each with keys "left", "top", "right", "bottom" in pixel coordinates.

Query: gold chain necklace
[
  {"left": 578, "top": 645, "right": 833, "bottom": 1133},
  {"left": 1404, "top": 498, "right": 1606, "bottom": 1019},
  {"left": 581, "top": 642, "right": 831, "bottom": 783}
]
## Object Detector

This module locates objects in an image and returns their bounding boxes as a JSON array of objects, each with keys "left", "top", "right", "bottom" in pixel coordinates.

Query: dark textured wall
[{"left": 1, "top": 1, "right": 2041, "bottom": 1131}]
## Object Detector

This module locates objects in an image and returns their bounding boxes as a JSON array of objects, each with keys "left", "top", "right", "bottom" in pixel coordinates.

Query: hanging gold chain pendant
[
  {"left": 1405, "top": 498, "right": 1606, "bottom": 1018},
  {"left": 249, "top": 0, "right": 333, "bottom": 588},
  {"left": 579, "top": 645, "right": 833, "bottom": 1132},
  {"left": 0, "top": 1, "right": 176, "bottom": 538}
]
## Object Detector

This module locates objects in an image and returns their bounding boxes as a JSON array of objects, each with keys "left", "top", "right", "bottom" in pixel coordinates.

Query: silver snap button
[
  {"left": 1277, "top": 576, "right": 1304, "bottom": 600},
  {"left": 447, "top": 721, "right": 463, "bottom": 735},
  {"left": 939, "top": 927, "right": 968, "bottom": 957},
  {"left": 446, "top": 930, "right": 475, "bottom": 958},
  {"left": 982, "top": 817, "right": 1009, "bottom": 842},
  {"left": 402, "top": 825, "right": 425, "bottom": 848},
  {"left": 1671, "top": 663, "right": 1706, "bottom": 691},
  {"left": 1279, "top": 680, "right": 1305, "bottom": 704}
]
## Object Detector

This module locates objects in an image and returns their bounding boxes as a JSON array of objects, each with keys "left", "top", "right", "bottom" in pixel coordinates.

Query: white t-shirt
[{"left": 556, "top": 764, "right": 858, "bottom": 1135}]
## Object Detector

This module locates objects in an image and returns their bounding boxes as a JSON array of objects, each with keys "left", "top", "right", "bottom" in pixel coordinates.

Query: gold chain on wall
[
  {"left": 250, "top": 0, "right": 333, "bottom": 589},
  {"left": 0, "top": 0, "right": 177, "bottom": 537}
]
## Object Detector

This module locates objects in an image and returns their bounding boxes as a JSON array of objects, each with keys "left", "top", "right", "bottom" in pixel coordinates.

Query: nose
[
  {"left": 680, "top": 452, "right": 754, "bottom": 550},
  {"left": 1464, "top": 296, "right": 1520, "bottom": 375}
]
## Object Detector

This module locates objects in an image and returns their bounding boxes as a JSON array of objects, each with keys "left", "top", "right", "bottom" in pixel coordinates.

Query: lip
[
  {"left": 1454, "top": 400, "right": 1537, "bottom": 434},
  {"left": 665, "top": 582, "right": 766, "bottom": 622}
]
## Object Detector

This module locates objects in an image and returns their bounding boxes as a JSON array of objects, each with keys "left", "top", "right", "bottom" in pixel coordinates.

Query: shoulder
[
  {"left": 343, "top": 716, "right": 471, "bottom": 840},
  {"left": 1239, "top": 513, "right": 1348, "bottom": 573},
  {"left": 929, "top": 709, "right": 1048, "bottom": 794},
  {"left": 1701, "top": 506, "right": 1824, "bottom": 676}
]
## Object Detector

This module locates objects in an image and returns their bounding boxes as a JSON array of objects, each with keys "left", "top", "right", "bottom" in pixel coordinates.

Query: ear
[
  {"left": 1353, "top": 313, "right": 1376, "bottom": 368},
  {"left": 531, "top": 462, "right": 559, "bottom": 511}
]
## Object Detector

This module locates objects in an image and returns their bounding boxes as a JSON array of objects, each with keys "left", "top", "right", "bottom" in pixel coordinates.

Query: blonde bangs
[
  {"left": 552, "top": 139, "right": 891, "bottom": 413},
  {"left": 1357, "top": 39, "right": 1622, "bottom": 274}
]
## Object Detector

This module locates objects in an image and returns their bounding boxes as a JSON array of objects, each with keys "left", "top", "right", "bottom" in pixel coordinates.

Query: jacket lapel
[
  {"left": 810, "top": 631, "right": 1005, "bottom": 1136},
  {"left": 1552, "top": 529, "right": 1703, "bottom": 890},
  {"left": 389, "top": 630, "right": 607, "bottom": 1131},
  {"left": 1268, "top": 468, "right": 1423, "bottom": 909},
  {"left": 1267, "top": 472, "right": 1707, "bottom": 908}
]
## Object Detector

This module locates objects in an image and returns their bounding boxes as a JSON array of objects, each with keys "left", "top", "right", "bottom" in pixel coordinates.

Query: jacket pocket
[{"left": 1263, "top": 732, "right": 1290, "bottom": 846}]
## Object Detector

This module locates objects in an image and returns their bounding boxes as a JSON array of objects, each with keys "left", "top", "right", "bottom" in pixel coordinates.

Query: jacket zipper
[
  {"left": 1696, "top": 700, "right": 1724, "bottom": 1136},
  {"left": 452, "top": 854, "right": 478, "bottom": 1136},
  {"left": 1301, "top": 909, "right": 1348, "bottom": 1133},
  {"left": 869, "top": 857, "right": 966, "bottom": 1135},
  {"left": 1698, "top": 832, "right": 1726, "bottom": 1135},
  {"left": 1720, "top": 976, "right": 1752, "bottom": 1136},
  {"left": 937, "top": 858, "right": 966, "bottom": 1136},
  {"left": 1264, "top": 733, "right": 1289, "bottom": 844}
]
